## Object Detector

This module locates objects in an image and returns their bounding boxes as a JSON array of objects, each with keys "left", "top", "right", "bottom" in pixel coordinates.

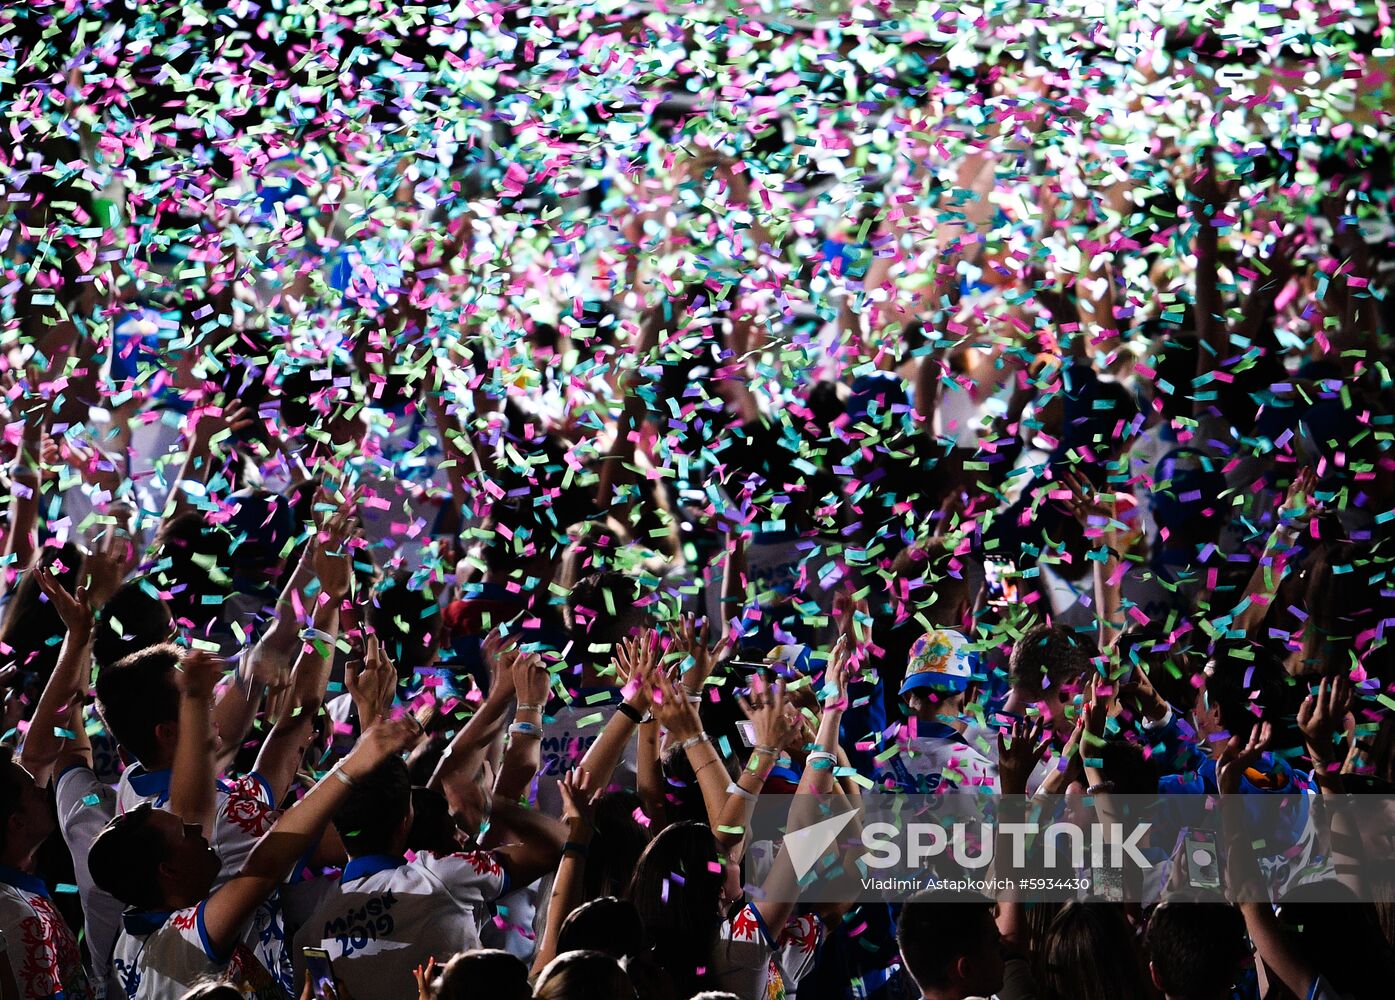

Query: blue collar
[
  {"left": 122, "top": 908, "right": 174, "bottom": 936},
  {"left": 341, "top": 854, "right": 405, "bottom": 885},
  {"left": 0, "top": 864, "right": 47, "bottom": 898},
  {"left": 125, "top": 766, "right": 173, "bottom": 805}
]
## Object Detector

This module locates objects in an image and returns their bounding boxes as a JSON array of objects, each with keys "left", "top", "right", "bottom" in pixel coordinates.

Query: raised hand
[
  {"left": 1277, "top": 467, "right": 1319, "bottom": 532},
  {"left": 558, "top": 766, "right": 602, "bottom": 827},
  {"left": 997, "top": 717, "right": 1050, "bottom": 795},
  {"left": 188, "top": 397, "right": 257, "bottom": 450},
  {"left": 341, "top": 716, "right": 422, "bottom": 779},
  {"left": 177, "top": 650, "right": 227, "bottom": 701},
  {"left": 616, "top": 629, "right": 662, "bottom": 710},
  {"left": 481, "top": 628, "right": 520, "bottom": 704},
  {"left": 669, "top": 614, "right": 725, "bottom": 695},
  {"left": 510, "top": 650, "right": 552, "bottom": 708},
  {"left": 1217, "top": 722, "right": 1272, "bottom": 795},
  {"left": 1298, "top": 675, "right": 1353, "bottom": 764},
  {"left": 650, "top": 663, "right": 702, "bottom": 741},
  {"left": 35, "top": 567, "right": 92, "bottom": 642},
  {"left": 312, "top": 488, "right": 359, "bottom": 601},
  {"left": 819, "top": 635, "right": 852, "bottom": 713},
  {"left": 346, "top": 634, "right": 398, "bottom": 728},
  {"left": 737, "top": 673, "right": 794, "bottom": 751},
  {"left": 82, "top": 527, "right": 137, "bottom": 609}
]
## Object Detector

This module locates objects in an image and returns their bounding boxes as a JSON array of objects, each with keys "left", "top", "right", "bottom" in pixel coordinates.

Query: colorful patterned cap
[{"left": 899, "top": 629, "right": 975, "bottom": 696}]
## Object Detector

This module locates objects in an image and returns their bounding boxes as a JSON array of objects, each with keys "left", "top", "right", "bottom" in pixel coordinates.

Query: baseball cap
[{"left": 899, "top": 629, "right": 976, "bottom": 696}]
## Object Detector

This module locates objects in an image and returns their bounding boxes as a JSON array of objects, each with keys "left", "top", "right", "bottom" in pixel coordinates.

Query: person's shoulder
[{"left": 415, "top": 850, "right": 504, "bottom": 880}]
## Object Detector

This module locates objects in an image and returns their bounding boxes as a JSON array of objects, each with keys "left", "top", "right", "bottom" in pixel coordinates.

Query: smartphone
[
  {"left": 1184, "top": 829, "right": 1222, "bottom": 890},
  {"left": 735, "top": 720, "right": 757, "bottom": 748},
  {"left": 303, "top": 948, "right": 338, "bottom": 1000},
  {"left": 983, "top": 557, "right": 1019, "bottom": 607}
]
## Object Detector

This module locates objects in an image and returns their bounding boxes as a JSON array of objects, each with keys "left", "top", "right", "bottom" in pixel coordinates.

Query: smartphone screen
[
  {"left": 735, "top": 720, "right": 757, "bottom": 748},
  {"left": 303, "top": 948, "right": 337, "bottom": 1000},
  {"left": 1184, "top": 829, "right": 1222, "bottom": 890},
  {"left": 984, "top": 558, "right": 1019, "bottom": 607}
]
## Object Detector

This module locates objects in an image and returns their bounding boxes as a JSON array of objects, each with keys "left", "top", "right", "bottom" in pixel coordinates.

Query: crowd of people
[{"left": 3, "top": 2, "right": 1395, "bottom": 1000}]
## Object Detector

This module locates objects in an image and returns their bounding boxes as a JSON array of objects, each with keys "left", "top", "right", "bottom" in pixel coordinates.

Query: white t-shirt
[
  {"left": 0, "top": 869, "right": 92, "bottom": 1000},
  {"left": 108, "top": 903, "right": 278, "bottom": 1000},
  {"left": 710, "top": 904, "right": 822, "bottom": 1000},
  {"left": 891, "top": 730, "right": 999, "bottom": 793},
  {"left": 55, "top": 766, "right": 122, "bottom": 997},
  {"left": 292, "top": 851, "right": 507, "bottom": 1000},
  {"left": 115, "top": 768, "right": 279, "bottom": 883}
]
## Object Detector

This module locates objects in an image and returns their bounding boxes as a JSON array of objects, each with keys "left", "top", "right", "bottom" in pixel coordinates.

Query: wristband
[
  {"left": 331, "top": 767, "right": 356, "bottom": 788},
  {"left": 617, "top": 702, "right": 651, "bottom": 725},
  {"left": 676, "top": 732, "right": 709, "bottom": 753},
  {"left": 1086, "top": 781, "right": 1115, "bottom": 795},
  {"left": 562, "top": 841, "right": 589, "bottom": 858},
  {"left": 753, "top": 745, "right": 779, "bottom": 757},
  {"left": 509, "top": 722, "right": 542, "bottom": 738},
  {"left": 726, "top": 781, "right": 759, "bottom": 802},
  {"left": 686, "top": 692, "right": 702, "bottom": 705},
  {"left": 300, "top": 627, "right": 335, "bottom": 644},
  {"left": 515, "top": 703, "right": 544, "bottom": 713},
  {"left": 806, "top": 750, "right": 838, "bottom": 771}
]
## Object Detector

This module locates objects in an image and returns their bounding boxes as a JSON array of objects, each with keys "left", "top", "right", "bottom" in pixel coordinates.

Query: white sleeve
[{"left": 418, "top": 851, "right": 508, "bottom": 903}]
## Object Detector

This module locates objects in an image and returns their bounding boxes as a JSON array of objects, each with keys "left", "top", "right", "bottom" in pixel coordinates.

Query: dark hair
[
  {"left": 1277, "top": 882, "right": 1395, "bottom": 999},
  {"left": 557, "top": 897, "right": 644, "bottom": 959},
  {"left": 332, "top": 756, "right": 412, "bottom": 856},
  {"left": 367, "top": 571, "right": 441, "bottom": 680},
  {"left": 567, "top": 572, "right": 652, "bottom": 664},
  {"left": 583, "top": 791, "right": 652, "bottom": 900},
  {"left": 534, "top": 950, "right": 637, "bottom": 1000},
  {"left": 431, "top": 949, "right": 530, "bottom": 1000},
  {"left": 896, "top": 889, "right": 997, "bottom": 990},
  {"left": 626, "top": 822, "right": 725, "bottom": 998},
  {"left": 95, "top": 644, "right": 181, "bottom": 765},
  {"left": 0, "top": 754, "right": 24, "bottom": 857},
  {"left": 89, "top": 804, "right": 170, "bottom": 910},
  {"left": 150, "top": 513, "right": 234, "bottom": 635},
  {"left": 406, "top": 785, "right": 458, "bottom": 856},
  {"left": 0, "top": 546, "right": 81, "bottom": 682},
  {"left": 94, "top": 581, "right": 175, "bottom": 671},
  {"left": 1039, "top": 900, "right": 1149, "bottom": 1000},
  {"left": 1145, "top": 894, "right": 1249, "bottom": 999},
  {"left": 1009, "top": 625, "right": 1097, "bottom": 699}
]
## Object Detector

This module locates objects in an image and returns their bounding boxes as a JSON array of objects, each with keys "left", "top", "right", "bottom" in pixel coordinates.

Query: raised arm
[
  {"left": 578, "top": 631, "right": 659, "bottom": 787},
  {"left": 493, "top": 650, "right": 552, "bottom": 802},
  {"left": 251, "top": 499, "right": 358, "bottom": 802},
  {"left": 530, "top": 768, "right": 602, "bottom": 976},
  {"left": 200, "top": 718, "right": 419, "bottom": 958},
  {"left": 19, "top": 571, "right": 94, "bottom": 786},
  {"left": 711, "top": 675, "right": 793, "bottom": 857},
  {"left": 168, "top": 651, "right": 224, "bottom": 837},
  {"left": 1232, "top": 469, "right": 1317, "bottom": 640},
  {"left": 2, "top": 371, "right": 52, "bottom": 585},
  {"left": 1220, "top": 723, "right": 1320, "bottom": 1000}
]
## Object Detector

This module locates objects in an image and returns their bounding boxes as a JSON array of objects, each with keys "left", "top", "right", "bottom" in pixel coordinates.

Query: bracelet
[
  {"left": 726, "top": 781, "right": 759, "bottom": 802},
  {"left": 806, "top": 751, "right": 838, "bottom": 771},
  {"left": 694, "top": 757, "right": 724, "bottom": 776},
  {"left": 686, "top": 692, "right": 702, "bottom": 705},
  {"left": 617, "top": 702, "right": 651, "bottom": 725},
  {"left": 509, "top": 722, "right": 542, "bottom": 738},
  {"left": 753, "top": 745, "right": 779, "bottom": 757},
  {"left": 300, "top": 627, "right": 335, "bottom": 644},
  {"left": 331, "top": 767, "right": 356, "bottom": 788},
  {"left": 1086, "top": 781, "right": 1115, "bottom": 795},
  {"left": 676, "top": 732, "right": 709, "bottom": 753},
  {"left": 562, "top": 841, "right": 589, "bottom": 858},
  {"left": 515, "top": 703, "right": 544, "bottom": 713}
]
